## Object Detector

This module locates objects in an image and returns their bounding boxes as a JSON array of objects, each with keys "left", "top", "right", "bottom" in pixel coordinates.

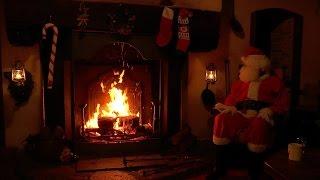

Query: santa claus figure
[{"left": 209, "top": 47, "right": 289, "bottom": 179}]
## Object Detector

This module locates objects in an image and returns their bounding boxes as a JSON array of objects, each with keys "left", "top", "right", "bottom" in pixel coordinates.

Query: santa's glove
[
  {"left": 258, "top": 108, "right": 274, "bottom": 126},
  {"left": 214, "top": 103, "right": 225, "bottom": 111},
  {"left": 215, "top": 103, "right": 237, "bottom": 115}
]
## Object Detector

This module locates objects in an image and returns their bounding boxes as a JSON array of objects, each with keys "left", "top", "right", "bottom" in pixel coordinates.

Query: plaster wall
[
  {"left": 1, "top": 1, "right": 42, "bottom": 147},
  {"left": 229, "top": 0, "right": 320, "bottom": 110}
]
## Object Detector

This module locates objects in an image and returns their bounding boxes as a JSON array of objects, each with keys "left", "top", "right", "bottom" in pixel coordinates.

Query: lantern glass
[
  {"left": 205, "top": 63, "right": 217, "bottom": 84},
  {"left": 11, "top": 61, "right": 26, "bottom": 84}
]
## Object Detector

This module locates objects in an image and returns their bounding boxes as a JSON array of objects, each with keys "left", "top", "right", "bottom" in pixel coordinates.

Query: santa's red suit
[{"left": 212, "top": 48, "right": 289, "bottom": 153}]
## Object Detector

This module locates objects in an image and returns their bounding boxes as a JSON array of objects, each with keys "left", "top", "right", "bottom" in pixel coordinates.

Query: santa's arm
[
  {"left": 214, "top": 81, "right": 240, "bottom": 113},
  {"left": 224, "top": 81, "right": 241, "bottom": 106}
]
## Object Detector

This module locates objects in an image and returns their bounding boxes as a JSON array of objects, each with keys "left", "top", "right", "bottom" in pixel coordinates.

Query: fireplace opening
[
  {"left": 72, "top": 39, "right": 163, "bottom": 145},
  {"left": 81, "top": 68, "right": 156, "bottom": 143}
]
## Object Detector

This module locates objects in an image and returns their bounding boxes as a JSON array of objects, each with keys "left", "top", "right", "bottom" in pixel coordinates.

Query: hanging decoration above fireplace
[
  {"left": 113, "top": 41, "right": 151, "bottom": 69},
  {"left": 106, "top": 4, "right": 136, "bottom": 36},
  {"left": 76, "top": 0, "right": 90, "bottom": 31}
]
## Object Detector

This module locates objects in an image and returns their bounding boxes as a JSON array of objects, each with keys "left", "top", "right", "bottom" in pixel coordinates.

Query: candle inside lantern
[
  {"left": 205, "top": 63, "right": 217, "bottom": 83},
  {"left": 11, "top": 61, "right": 26, "bottom": 85}
]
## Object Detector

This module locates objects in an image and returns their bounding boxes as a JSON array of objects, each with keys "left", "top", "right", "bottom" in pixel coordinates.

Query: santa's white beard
[{"left": 239, "top": 66, "right": 259, "bottom": 82}]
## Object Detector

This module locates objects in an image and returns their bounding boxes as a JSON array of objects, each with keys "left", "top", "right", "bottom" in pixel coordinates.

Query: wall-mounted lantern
[
  {"left": 4, "top": 61, "right": 34, "bottom": 106},
  {"left": 11, "top": 61, "right": 26, "bottom": 85},
  {"left": 201, "top": 63, "right": 217, "bottom": 114},
  {"left": 205, "top": 63, "right": 217, "bottom": 84}
]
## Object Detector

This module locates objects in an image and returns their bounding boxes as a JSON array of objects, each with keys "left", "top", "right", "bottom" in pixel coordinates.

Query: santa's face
[{"left": 239, "top": 65, "right": 260, "bottom": 82}]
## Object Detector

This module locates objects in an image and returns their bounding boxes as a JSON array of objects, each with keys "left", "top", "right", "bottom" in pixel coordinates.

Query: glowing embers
[{"left": 84, "top": 70, "right": 142, "bottom": 136}]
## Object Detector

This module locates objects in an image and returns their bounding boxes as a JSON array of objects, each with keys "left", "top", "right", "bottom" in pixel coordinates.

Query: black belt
[{"left": 236, "top": 100, "right": 269, "bottom": 111}]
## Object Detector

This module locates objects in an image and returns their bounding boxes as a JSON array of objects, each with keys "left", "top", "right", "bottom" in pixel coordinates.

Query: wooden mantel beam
[{"left": 5, "top": 0, "right": 220, "bottom": 51}]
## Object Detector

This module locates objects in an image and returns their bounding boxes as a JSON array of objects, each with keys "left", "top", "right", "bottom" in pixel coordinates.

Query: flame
[
  {"left": 100, "top": 82, "right": 106, "bottom": 93},
  {"left": 101, "top": 86, "right": 131, "bottom": 118},
  {"left": 85, "top": 104, "right": 100, "bottom": 129},
  {"left": 113, "top": 118, "right": 121, "bottom": 130},
  {"left": 118, "top": 70, "right": 125, "bottom": 83},
  {"left": 84, "top": 69, "right": 139, "bottom": 133}
]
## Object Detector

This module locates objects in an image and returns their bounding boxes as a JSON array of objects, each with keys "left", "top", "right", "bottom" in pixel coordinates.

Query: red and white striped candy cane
[{"left": 42, "top": 23, "right": 58, "bottom": 89}]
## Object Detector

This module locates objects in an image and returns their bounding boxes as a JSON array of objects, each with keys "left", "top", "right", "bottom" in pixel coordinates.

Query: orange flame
[
  {"left": 85, "top": 104, "right": 100, "bottom": 129},
  {"left": 85, "top": 70, "right": 138, "bottom": 133}
]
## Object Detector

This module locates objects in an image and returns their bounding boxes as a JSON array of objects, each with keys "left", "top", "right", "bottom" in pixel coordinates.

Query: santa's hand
[
  {"left": 214, "top": 103, "right": 227, "bottom": 112},
  {"left": 215, "top": 103, "right": 236, "bottom": 113},
  {"left": 221, "top": 106, "right": 237, "bottom": 115},
  {"left": 258, "top": 108, "right": 274, "bottom": 125}
]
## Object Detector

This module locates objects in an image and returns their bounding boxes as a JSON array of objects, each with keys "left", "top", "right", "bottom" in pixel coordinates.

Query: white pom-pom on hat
[{"left": 241, "top": 47, "right": 270, "bottom": 69}]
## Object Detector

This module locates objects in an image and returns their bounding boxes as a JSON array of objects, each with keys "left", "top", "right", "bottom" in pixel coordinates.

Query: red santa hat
[{"left": 241, "top": 47, "right": 270, "bottom": 70}]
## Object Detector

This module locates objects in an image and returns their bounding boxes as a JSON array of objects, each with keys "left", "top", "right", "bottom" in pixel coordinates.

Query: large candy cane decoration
[{"left": 42, "top": 23, "right": 58, "bottom": 89}]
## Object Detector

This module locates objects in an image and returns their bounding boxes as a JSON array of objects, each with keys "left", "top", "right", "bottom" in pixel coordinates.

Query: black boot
[
  {"left": 248, "top": 151, "right": 264, "bottom": 180},
  {"left": 206, "top": 144, "right": 229, "bottom": 180}
]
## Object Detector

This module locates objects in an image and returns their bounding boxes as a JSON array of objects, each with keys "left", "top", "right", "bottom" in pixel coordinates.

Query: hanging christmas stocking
[
  {"left": 176, "top": 8, "right": 190, "bottom": 52},
  {"left": 156, "top": 6, "right": 174, "bottom": 47}
]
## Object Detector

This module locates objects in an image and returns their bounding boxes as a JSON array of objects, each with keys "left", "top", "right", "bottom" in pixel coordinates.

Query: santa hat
[{"left": 241, "top": 47, "right": 270, "bottom": 69}]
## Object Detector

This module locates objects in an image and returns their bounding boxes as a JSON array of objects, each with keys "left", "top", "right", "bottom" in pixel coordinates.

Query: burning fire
[{"left": 84, "top": 70, "right": 139, "bottom": 133}]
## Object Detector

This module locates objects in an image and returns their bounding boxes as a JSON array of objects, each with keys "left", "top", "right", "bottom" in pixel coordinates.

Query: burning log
[
  {"left": 98, "top": 117, "right": 116, "bottom": 134},
  {"left": 97, "top": 116, "right": 140, "bottom": 135},
  {"left": 118, "top": 115, "right": 139, "bottom": 122}
]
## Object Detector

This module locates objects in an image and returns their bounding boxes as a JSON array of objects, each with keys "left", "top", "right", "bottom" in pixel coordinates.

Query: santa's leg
[
  {"left": 208, "top": 113, "right": 249, "bottom": 179},
  {"left": 213, "top": 113, "right": 249, "bottom": 145},
  {"left": 245, "top": 117, "right": 272, "bottom": 180}
]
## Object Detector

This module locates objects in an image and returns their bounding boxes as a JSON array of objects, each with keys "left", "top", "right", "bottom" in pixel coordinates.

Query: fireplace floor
[
  {"left": 75, "top": 137, "right": 163, "bottom": 156},
  {"left": 17, "top": 153, "right": 210, "bottom": 179},
  {"left": 1, "top": 142, "right": 214, "bottom": 179},
  {"left": 1, "top": 142, "right": 274, "bottom": 179}
]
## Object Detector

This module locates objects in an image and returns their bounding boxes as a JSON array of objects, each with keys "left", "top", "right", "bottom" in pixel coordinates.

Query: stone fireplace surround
[{"left": 65, "top": 32, "right": 181, "bottom": 155}]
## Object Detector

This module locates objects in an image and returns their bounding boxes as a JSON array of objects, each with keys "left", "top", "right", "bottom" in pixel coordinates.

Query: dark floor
[{"left": 0, "top": 141, "right": 274, "bottom": 180}]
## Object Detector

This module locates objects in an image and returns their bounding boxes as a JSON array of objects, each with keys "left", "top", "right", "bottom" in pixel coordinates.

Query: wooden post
[{"left": 0, "top": 0, "right": 5, "bottom": 147}]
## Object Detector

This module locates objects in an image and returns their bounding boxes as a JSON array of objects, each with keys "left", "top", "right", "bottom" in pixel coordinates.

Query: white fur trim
[
  {"left": 247, "top": 81, "right": 260, "bottom": 100},
  {"left": 265, "top": 118, "right": 274, "bottom": 126},
  {"left": 242, "top": 55, "right": 270, "bottom": 69},
  {"left": 162, "top": 7, "right": 174, "bottom": 19},
  {"left": 248, "top": 143, "right": 267, "bottom": 153},
  {"left": 260, "top": 73, "right": 270, "bottom": 80},
  {"left": 213, "top": 136, "right": 230, "bottom": 145}
]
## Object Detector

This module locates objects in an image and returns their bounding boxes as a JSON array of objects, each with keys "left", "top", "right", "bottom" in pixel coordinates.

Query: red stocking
[
  {"left": 176, "top": 8, "right": 190, "bottom": 52},
  {"left": 156, "top": 7, "right": 174, "bottom": 47}
]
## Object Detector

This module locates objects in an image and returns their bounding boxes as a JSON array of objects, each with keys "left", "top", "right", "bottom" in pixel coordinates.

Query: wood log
[{"left": 98, "top": 117, "right": 115, "bottom": 134}]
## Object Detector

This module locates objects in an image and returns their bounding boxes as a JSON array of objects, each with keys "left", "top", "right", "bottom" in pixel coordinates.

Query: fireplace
[
  {"left": 79, "top": 67, "right": 156, "bottom": 139},
  {"left": 71, "top": 37, "right": 164, "bottom": 148},
  {"left": 61, "top": 19, "right": 197, "bottom": 154}
]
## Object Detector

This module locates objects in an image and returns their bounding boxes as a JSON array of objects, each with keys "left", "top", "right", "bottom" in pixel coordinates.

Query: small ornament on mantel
[
  {"left": 160, "top": 0, "right": 173, "bottom": 6},
  {"left": 77, "top": 0, "right": 89, "bottom": 31},
  {"left": 106, "top": 4, "right": 136, "bottom": 36}
]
